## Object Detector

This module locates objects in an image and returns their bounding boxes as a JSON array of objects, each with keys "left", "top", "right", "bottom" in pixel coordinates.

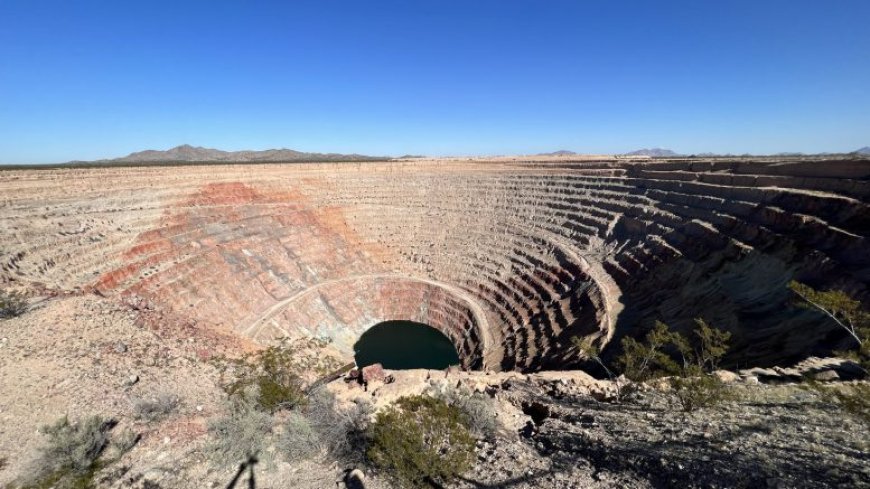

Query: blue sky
[{"left": 1, "top": 1, "right": 869, "bottom": 163}]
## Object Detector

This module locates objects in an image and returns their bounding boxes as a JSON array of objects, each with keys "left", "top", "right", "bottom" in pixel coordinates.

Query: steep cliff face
[{"left": 1, "top": 157, "right": 867, "bottom": 370}]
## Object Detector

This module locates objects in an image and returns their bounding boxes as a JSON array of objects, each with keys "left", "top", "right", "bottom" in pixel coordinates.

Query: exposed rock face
[{"left": 1, "top": 157, "right": 867, "bottom": 370}]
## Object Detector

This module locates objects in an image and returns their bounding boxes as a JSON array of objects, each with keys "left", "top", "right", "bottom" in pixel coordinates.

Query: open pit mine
[{"left": 2, "top": 156, "right": 868, "bottom": 370}]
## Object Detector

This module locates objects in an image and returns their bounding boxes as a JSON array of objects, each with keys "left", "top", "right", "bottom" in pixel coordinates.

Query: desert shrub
[
  {"left": 205, "top": 403, "right": 273, "bottom": 467},
  {"left": 280, "top": 411, "right": 320, "bottom": 461},
  {"left": 669, "top": 366, "right": 733, "bottom": 412},
  {"left": 790, "top": 281, "right": 869, "bottom": 372},
  {"left": 431, "top": 386, "right": 500, "bottom": 438},
  {"left": 277, "top": 388, "right": 373, "bottom": 463},
  {"left": 305, "top": 388, "right": 372, "bottom": 460},
  {"left": 367, "top": 395, "right": 474, "bottom": 489},
  {"left": 132, "top": 392, "right": 179, "bottom": 422},
  {"left": 20, "top": 416, "right": 115, "bottom": 489},
  {"left": 617, "top": 321, "right": 682, "bottom": 381},
  {"left": 0, "top": 289, "right": 27, "bottom": 319},
  {"left": 583, "top": 318, "right": 732, "bottom": 411},
  {"left": 218, "top": 345, "right": 306, "bottom": 413},
  {"left": 666, "top": 319, "right": 734, "bottom": 412},
  {"left": 108, "top": 428, "right": 139, "bottom": 456},
  {"left": 215, "top": 338, "right": 343, "bottom": 413},
  {"left": 572, "top": 336, "right": 632, "bottom": 402}
]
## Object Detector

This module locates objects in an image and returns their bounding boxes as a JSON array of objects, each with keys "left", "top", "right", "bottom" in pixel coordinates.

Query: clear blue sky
[{"left": 1, "top": 1, "right": 869, "bottom": 163}]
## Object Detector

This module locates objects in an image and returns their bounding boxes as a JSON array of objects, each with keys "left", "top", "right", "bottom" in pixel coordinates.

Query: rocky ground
[{"left": 1, "top": 295, "right": 868, "bottom": 488}]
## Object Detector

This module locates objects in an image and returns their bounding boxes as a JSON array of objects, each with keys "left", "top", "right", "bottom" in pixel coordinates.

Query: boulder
[
  {"left": 713, "top": 370, "right": 740, "bottom": 383},
  {"left": 361, "top": 364, "right": 386, "bottom": 384}
]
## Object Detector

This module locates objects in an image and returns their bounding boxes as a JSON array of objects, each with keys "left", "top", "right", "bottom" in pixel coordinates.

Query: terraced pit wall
[{"left": 1, "top": 157, "right": 867, "bottom": 370}]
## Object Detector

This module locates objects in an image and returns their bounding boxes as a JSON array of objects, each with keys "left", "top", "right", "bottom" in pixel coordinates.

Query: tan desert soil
[{"left": 0, "top": 295, "right": 375, "bottom": 489}]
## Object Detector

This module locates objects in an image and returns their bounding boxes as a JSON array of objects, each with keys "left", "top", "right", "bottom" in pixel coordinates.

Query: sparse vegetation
[
  {"left": 219, "top": 345, "right": 306, "bottom": 413},
  {"left": 789, "top": 281, "right": 869, "bottom": 371},
  {"left": 276, "top": 388, "right": 373, "bottom": 463},
  {"left": 802, "top": 380, "right": 870, "bottom": 423},
  {"left": 132, "top": 392, "right": 179, "bottom": 422},
  {"left": 669, "top": 367, "right": 733, "bottom": 412},
  {"left": 616, "top": 321, "right": 682, "bottom": 381},
  {"left": 572, "top": 336, "right": 630, "bottom": 401},
  {"left": 431, "top": 386, "right": 500, "bottom": 438},
  {"left": 576, "top": 318, "right": 733, "bottom": 411},
  {"left": 280, "top": 411, "right": 320, "bottom": 461},
  {"left": 205, "top": 402, "right": 273, "bottom": 467},
  {"left": 302, "top": 388, "right": 372, "bottom": 460},
  {"left": 108, "top": 428, "right": 140, "bottom": 457},
  {"left": 367, "top": 395, "right": 475, "bottom": 489},
  {"left": 214, "top": 338, "right": 342, "bottom": 413},
  {"left": 19, "top": 416, "right": 116, "bottom": 489},
  {"left": 790, "top": 281, "right": 870, "bottom": 422},
  {"left": 0, "top": 289, "right": 27, "bottom": 319},
  {"left": 666, "top": 318, "right": 734, "bottom": 412}
]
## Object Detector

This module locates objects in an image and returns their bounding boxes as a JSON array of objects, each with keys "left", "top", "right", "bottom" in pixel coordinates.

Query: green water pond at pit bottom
[{"left": 353, "top": 320, "right": 461, "bottom": 370}]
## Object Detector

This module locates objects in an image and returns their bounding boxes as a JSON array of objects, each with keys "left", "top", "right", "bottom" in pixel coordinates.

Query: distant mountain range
[
  {"left": 72, "top": 145, "right": 387, "bottom": 164},
  {"left": 538, "top": 147, "right": 870, "bottom": 157},
  {"left": 622, "top": 148, "right": 681, "bottom": 157},
  {"left": 62, "top": 144, "right": 869, "bottom": 165}
]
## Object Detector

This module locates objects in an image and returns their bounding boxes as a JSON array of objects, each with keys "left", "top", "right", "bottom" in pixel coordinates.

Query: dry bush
[
  {"left": 205, "top": 403, "right": 273, "bottom": 467},
  {"left": 0, "top": 289, "right": 28, "bottom": 319},
  {"left": 430, "top": 386, "right": 500, "bottom": 438},
  {"left": 305, "top": 388, "right": 372, "bottom": 460},
  {"left": 367, "top": 395, "right": 474, "bottom": 489},
  {"left": 132, "top": 392, "right": 179, "bottom": 422},
  {"left": 108, "top": 428, "right": 139, "bottom": 457},
  {"left": 280, "top": 411, "right": 320, "bottom": 461},
  {"left": 19, "top": 416, "right": 116, "bottom": 489},
  {"left": 278, "top": 388, "right": 373, "bottom": 463}
]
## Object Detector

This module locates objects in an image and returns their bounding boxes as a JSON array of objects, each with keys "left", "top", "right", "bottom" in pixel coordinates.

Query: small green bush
[
  {"left": 205, "top": 403, "right": 273, "bottom": 467},
  {"left": 367, "top": 395, "right": 474, "bottom": 489},
  {"left": 617, "top": 321, "right": 682, "bottom": 381},
  {"left": 217, "top": 345, "right": 306, "bottom": 413},
  {"left": 668, "top": 319, "right": 733, "bottom": 412},
  {"left": 0, "top": 290, "right": 28, "bottom": 319},
  {"left": 669, "top": 366, "right": 733, "bottom": 412},
  {"left": 215, "top": 338, "right": 342, "bottom": 413},
  {"left": 586, "top": 318, "right": 733, "bottom": 412}
]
